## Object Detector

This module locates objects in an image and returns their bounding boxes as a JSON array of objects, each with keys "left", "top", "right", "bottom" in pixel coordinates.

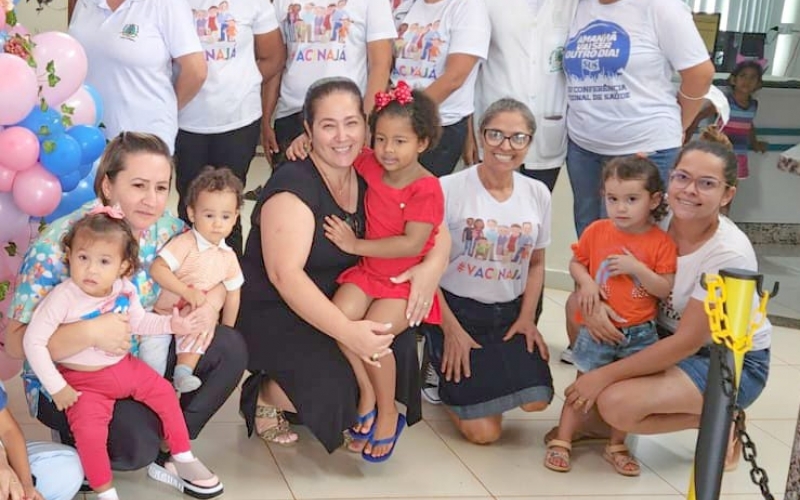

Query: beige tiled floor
[{"left": 8, "top": 157, "right": 796, "bottom": 499}]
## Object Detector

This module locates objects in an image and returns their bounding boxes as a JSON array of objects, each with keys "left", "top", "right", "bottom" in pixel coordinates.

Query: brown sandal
[
  {"left": 544, "top": 439, "right": 572, "bottom": 472},
  {"left": 255, "top": 404, "right": 298, "bottom": 446},
  {"left": 603, "top": 443, "right": 640, "bottom": 477}
]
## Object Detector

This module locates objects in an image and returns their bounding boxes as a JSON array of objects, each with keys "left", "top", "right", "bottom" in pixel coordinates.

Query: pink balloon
[
  {"left": 0, "top": 13, "right": 5, "bottom": 32},
  {"left": 0, "top": 54, "right": 39, "bottom": 126},
  {"left": 11, "top": 163, "right": 62, "bottom": 217},
  {"left": 0, "top": 294, "right": 23, "bottom": 382},
  {"left": 0, "top": 165, "right": 16, "bottom": 192},
  {"left": 59, "top": 86, "right": 97, "bottom": 127},
  {"left": 0, "top": 127, "right": 39, "bottom": 172},
  {"left": 32, "top": 32, "right": 88, "bottom": 107},
  {"left": 8, "top": 24, "right": 30, "bottom": 37}
]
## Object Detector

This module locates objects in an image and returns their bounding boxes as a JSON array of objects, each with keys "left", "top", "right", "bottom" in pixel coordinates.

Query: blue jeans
[
  {"left": 28, "top": 441, "right": 84, "bottom": 500},
  {"left": 566, "top": 140, "right": 680, "bottom": 237},
  {"left": 572, "top": 320, "right": 658, "bottom": 373}
]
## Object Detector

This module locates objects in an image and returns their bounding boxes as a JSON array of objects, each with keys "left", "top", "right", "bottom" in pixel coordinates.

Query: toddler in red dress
[{"left": 323, "top": 81, "right": 445, "bottom": 462}]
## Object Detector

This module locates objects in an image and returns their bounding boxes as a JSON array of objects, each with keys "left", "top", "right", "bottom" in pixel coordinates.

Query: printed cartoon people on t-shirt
[
  {"left": 563, "top": 20, "right": 632, "bottom": 102},
  {"left": 455, "top": 217, "right": 534, "bottom": 281},
  {"left": 392, "top": 15, "right": 444, "bottom": 80},
  {"left": 193, "top": 2, "right": 238, "bottom": 60},
  {"left": 283, "top": 1, "right": 350, "bottom": 62}
]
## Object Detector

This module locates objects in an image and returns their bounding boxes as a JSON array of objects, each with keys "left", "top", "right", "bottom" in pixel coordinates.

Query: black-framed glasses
[
  {"left": 669, "top": 171, "right": 727, "bottom": 192},
  {"left": 482, "top": 129, "right": 533, "bottom": 150}
]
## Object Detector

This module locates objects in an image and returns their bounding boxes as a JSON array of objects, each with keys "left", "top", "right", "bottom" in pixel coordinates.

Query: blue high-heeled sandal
[{"left": 362, "top": 413, "right": 406, "bottom": 463}]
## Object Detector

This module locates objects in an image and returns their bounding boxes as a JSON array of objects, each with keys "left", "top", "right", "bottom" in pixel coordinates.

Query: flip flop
[
  {"left": 349, "top": 408, "right": 377, "bottom": 441},
  {"left": 362, "top": 413, "right": 406, "bottom": 463}
]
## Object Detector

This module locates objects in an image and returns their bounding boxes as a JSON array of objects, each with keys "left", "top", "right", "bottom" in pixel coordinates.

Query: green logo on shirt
[{"left": 121, "top": 24, "right": 139, "bottom": 41}]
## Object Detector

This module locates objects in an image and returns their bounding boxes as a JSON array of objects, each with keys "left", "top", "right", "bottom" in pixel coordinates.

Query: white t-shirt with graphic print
[
  {"left": 273, "top": 0, "right": 397, "bottom": 119},
  {"left": 69, "top": 0, "right": 203, "bottom": 153},
  {"left": 179, "top": 0, "right": 279, "bottom": 133},
  {"left": 657, "top": 213, "right": 771, "bottom": 351},
  {"left": 563, "top": 0, "right": 710, "bottom": 155},
  {"left": 439, "top": 166, "right": 552, "bottom": 304},
  {"left": 391, "top": 0, "right": 490, "bottom": 126}
]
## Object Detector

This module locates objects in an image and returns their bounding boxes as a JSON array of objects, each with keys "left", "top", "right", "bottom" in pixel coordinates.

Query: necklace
[{"left": 316, "top": 160, "right": 354, "bottom": 208}]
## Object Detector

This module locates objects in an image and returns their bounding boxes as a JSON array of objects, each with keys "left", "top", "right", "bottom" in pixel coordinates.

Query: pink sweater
[{"left": 23, "top": 278, "right": 173, "bottom": 395}]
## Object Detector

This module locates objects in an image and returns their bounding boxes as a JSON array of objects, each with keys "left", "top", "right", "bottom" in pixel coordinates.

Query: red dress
[{"left": 337, "top": 150, "right": 444, "bottom": 324}]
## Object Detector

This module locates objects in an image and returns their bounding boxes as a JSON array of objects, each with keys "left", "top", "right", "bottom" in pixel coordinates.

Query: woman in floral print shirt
[{"left": 5, "top": 132, "right": 247, "bottom": 492}]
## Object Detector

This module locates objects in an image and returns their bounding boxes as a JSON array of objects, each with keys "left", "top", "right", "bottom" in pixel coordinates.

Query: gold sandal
[{"left": 255, "top": 404, "right": 298, "bottom": 446}]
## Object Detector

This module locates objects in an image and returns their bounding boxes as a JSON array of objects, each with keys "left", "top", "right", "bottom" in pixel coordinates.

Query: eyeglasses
[
  {"left": 669, "top": 171, "right": 727, "bottom": 192},
  {"left": 482, "top": 129, "right": 533, "bottom": 150}
]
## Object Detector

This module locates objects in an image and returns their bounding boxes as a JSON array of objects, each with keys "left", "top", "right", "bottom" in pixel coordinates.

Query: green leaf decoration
[
  {"left": 61, "top": 115, "right": 73, "bottom": 128},
  {"left": 60, "top": 104, "right": 75, "bottom": 115},
  {"left": 39, "top": 98, "right": 48, "bottom": 111},
  {"left": 0, "top": 281, "right": 9, "bottom": 303},
  {"left": 46, "top": 60, "right": 55, "bottom": 73},
  {"left": 38, "top": 219, "right": 47, "bottom": 234},
  {"left": 47, "top": 73, "right": 61, "bottom": 88},
  {"left": 6, "top": 10, "right": 16, "bottom": 26},
  {"left": 42, "top": 140, "right": 55, "bottom": 154},
  {"left": 38, "top": 125, "right": 49, "bottom": 136},
  {"left": 4, "top": 242, "right": 17, "bottom": 257}
]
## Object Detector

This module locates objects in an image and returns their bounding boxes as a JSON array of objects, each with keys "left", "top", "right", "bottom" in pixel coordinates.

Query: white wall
[
  {"left": 545, "top": 169, "right": 577, "bottom": 291},
  {"left": 13, "top": 0, "right": 68, "bottom": 33}
]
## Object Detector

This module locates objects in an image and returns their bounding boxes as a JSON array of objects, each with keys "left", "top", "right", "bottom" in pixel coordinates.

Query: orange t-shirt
[{"left": 572, "top": 219, "right": 677, "bottom": 327}]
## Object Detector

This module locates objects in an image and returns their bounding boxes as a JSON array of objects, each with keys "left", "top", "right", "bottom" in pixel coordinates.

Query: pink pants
[{"left": 61, "top": 355, "right": 191, "bottom": 489}]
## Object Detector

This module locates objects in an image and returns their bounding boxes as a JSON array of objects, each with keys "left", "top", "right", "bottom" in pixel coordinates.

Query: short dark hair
[
  {"left": 95, "top": 132, "right": 173, "bottom": 205},
  {"left": 675, "top": 139, "right": 739, "bottom": 188},
  {"left": 303, "top": 77, "right": 364, "bottom": 126},
  {"left": 368, "top": 85, "right": 441, "bottom": 152},
  {"left": 185, "top": 167, "right": 244, "bottom": 210},
  {"left": 602, "top": 155, "right": 668, "bottom": 221},
  {"left": 63, "top": 212, "right": 140, "bottom": 276},
  {"left": 479, "top": 98, "right": 536, "bottom": 136},
  {"left": 729, "top": 60, "right": 764, "bottom": 87}
]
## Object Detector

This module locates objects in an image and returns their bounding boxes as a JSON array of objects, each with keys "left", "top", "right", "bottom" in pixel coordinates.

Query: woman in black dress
[{"left": 238, "top": 78, "right": 449, "bottom": 452}]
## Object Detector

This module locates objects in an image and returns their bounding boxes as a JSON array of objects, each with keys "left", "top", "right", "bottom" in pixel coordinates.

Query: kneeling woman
[{"left": 421, "top": 98, "right": 554, "bottom": 444}]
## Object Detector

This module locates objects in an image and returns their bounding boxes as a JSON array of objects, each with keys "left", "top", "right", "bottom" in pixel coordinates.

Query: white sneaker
[
  {"left": 421, "top": 362, "right": 442, "bottom": 405},
  {"left": 560, "top": 347, "right": 574, "bottom": 365}
]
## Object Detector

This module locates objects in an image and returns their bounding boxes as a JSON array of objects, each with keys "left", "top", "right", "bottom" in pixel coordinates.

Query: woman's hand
[
  {"left": 583, "top": 302, "right": 626, "bottom": 345},
  {"left": 0, "top": 464, "right": 25, "bottom": 500},
  {"left": 52, "top": 385, "right": 81, "bottom": 411},
  {"left": 390, "top": 263, "right": 438, "bottom": 327},
  {"left": 285, "top": 134, "right": 310, "bottom": 162},
  {"left": 92, "top": 313, "right": 132, "bottom": 356},
  {"left": 502, "top": 319, "right": 549, "bottom": 360},
  {"left": 564, "top": 368, "right": 613, "bottom": 413},
  {"left": 262, "top": 126, "right": 280, "bottom": 166},
  {"left": 440, "top": 320, "right": 481, "bottom": 383},
  {"left": 323, "top": 215, "right": 357, "bottom": 254},
  {"left": 345, "top": 320, "right": 395, "bottom": 368}
]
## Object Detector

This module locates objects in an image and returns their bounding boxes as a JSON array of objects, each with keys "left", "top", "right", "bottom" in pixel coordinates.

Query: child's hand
[
  {"left": 170, "top": 307, "right": 206, "bottom": 336},
  {"left": 323, "top": 215, "right": 358, "bottom": 254},
  {"left": 181, "top": 287, "right": 207, "bottom": 310},
  {"left": 577, "top": 282, "right": 605, "bottom": 317},
  {"left": 606, "top": 248, "right": 643, "bottom": 277},
  {"left": 53, "top": 385, "right": 81, "bottom": 411},
  {"left": 753, "top": 140, "right": 768, "bottom": 153},
  {"left": 285, "top": 133, "right": 310, "bottom": 162}
]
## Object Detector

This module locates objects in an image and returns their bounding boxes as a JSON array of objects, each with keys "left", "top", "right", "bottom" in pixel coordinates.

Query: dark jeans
[
  {"left": 174, "top": 119, "right": 262, "bottom": 255},
  {"left": 36, "top": 325, "right": 247, "bottom": 471},
  {"left": 420, "top": 116, "right": 469, "bottom": 177},
  {"left": 272, "top": 112, "right": 306, "bottom": 168}
]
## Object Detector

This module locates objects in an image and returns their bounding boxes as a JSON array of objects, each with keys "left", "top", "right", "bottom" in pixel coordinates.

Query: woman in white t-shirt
[
  {"left": 391, "top": 0, "right": 490, "bottom": 177},
  {"left": 262, "top": 0, "right": 397, "bottom": 168},
  {"left": 561, "top": 133, "right": 771, "bottom": 471},
  {"left": 420, "top": 99, "right": 554, "bottom": 444},
  {"left": 175, "top": 0, "right": 285, "bottom": 255},
  {"left": 68, "top": 0, "right": 207, "bottom": 154},
  {"left": 563, "top": 0, "right": 715, "bottom": 237}
]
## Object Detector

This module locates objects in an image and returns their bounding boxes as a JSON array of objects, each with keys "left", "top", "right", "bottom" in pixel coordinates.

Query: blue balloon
[
  {"left": 77, "top": 160, "right": 94, "bottom": 178},
  {"left": 58, "top": 170, "right": 82, "bottom": 192},
  {"left": 67, "top": 125, "right": 106, "bottom": 165},
  {"left": 40, "top": 134, "right": 82, "bottom": 177},
  {"left": 17, "top": 106, "right": 65, "bottom": 142},
  {"left": 83, "top": 84, "right": 104, "bottom": 126},
  {"left": 44, "top": 177, "right": 97, "bottom": 223}
]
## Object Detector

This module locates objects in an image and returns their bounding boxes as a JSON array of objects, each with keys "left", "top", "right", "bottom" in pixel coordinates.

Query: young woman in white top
[
  {"left": 68, "top": 0, "right": 207, "bottom": 153},
  {"left": 174, "top": 0, "right": 286, "bottom": 255},
  {"left": 391, "top": 0, "right": 490, "bottom": 177}
]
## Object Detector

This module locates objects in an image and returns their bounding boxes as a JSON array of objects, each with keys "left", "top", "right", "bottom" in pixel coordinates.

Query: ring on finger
[{"left": 370, "top": 353, "right": 380, "bottom": 362}]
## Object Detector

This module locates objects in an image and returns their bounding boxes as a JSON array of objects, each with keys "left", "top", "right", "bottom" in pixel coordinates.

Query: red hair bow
[
  {"left": 374, "top": 81, "right": 414, "bottom": 112},
  {"left": 89, "top": 204, "right": 126, "bottom": 219}
]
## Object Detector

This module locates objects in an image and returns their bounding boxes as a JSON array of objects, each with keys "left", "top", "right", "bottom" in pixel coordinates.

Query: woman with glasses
[
  {"left": 419, "top": 99, "right": 554, "bottom": 445},
  {"left": 237, "top": 77, "right": 449, "bottom": 452},
  {"left": 556, "top": 130, "right": 771, "bottom": 471}
]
